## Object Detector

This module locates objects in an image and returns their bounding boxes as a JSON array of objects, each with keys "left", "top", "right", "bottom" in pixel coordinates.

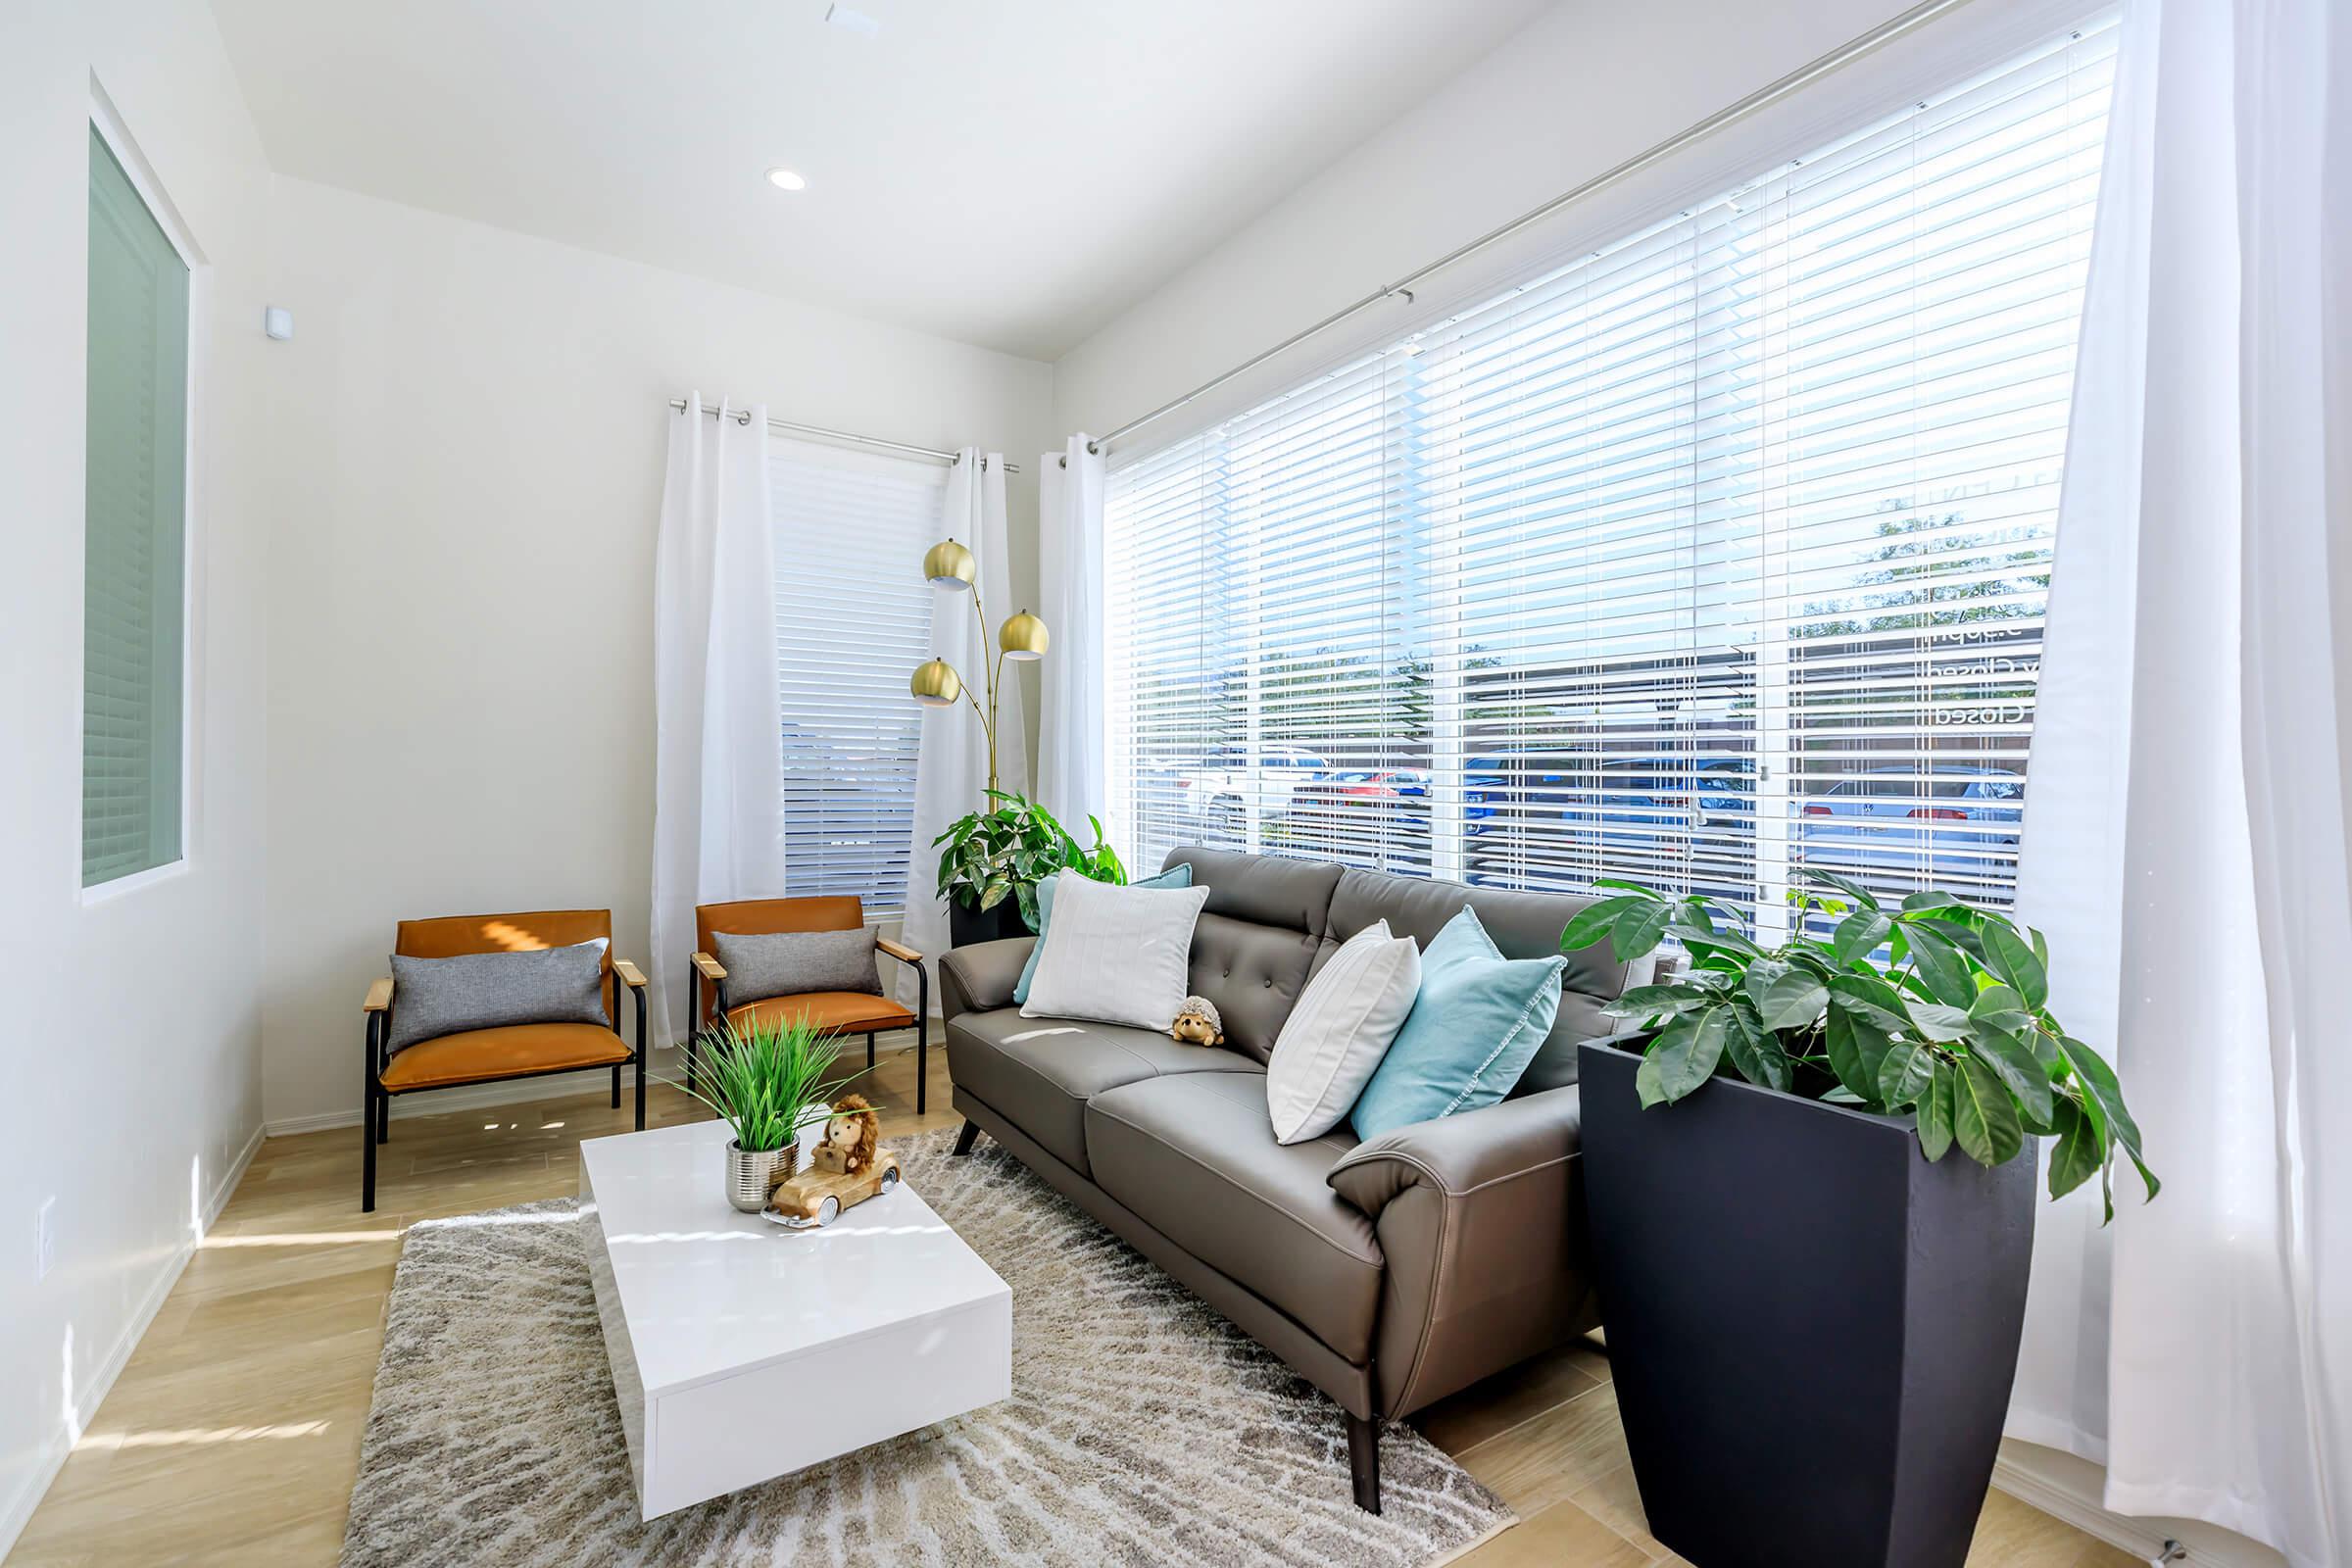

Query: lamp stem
[{"left": 965, "top": 584, "right": 1001, "bottom": 797}]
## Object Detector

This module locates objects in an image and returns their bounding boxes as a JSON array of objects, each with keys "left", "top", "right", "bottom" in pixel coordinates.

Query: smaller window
[{"left": 82, "top": 124, "right": 190, "bottom": 888}]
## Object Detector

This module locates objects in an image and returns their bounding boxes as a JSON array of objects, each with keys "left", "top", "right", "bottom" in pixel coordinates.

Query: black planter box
[
  {"left": 1579, "top": 1041, "right": 2034, "bottom": 1568},
  {"left": 948, "top": 898, "right": 1031, "bottom": 949}
]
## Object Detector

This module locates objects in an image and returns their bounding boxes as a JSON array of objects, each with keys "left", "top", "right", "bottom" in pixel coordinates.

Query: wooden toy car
[{"left": 763, "top": 1146, "right": 902, "bottom": 1229}]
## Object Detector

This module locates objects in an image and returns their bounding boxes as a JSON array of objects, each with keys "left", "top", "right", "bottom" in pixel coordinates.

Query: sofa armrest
[
  {"left": 1326, "top": 1085, "right": 1593, "bottom": 1418},
  {"left": 938, "top": 937, "right": 1035, "bottom": 1021}
]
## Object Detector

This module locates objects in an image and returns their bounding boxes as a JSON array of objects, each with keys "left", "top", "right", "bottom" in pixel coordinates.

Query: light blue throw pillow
[
  {"left": 1350, "top": 906, "right": 1565, "bottom": 1141},
  {"left": 1012, "top": 861, "right": 1195, "bottom": 1004}
]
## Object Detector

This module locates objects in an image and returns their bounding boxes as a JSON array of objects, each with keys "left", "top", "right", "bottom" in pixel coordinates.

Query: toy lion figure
[
  {"left": 814, "top": 1094, "right": 880, "bottom": 1176},
  {"left": 1169, "top": 995, "right": 1225, "bottom": 1047}
]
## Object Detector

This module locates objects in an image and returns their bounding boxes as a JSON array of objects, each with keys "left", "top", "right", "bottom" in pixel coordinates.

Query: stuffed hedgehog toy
[{"left": 1169, "top": 995, "right": 1225, "bottom": 1047}]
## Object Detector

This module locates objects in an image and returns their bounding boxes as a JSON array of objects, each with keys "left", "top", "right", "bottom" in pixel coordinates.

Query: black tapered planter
[
  {"left": 948, "top": 898, "right": 1030, "bottom": 948},
  {"left": 1579, "top": 1041, "right": 2034, "bottom": 1568}
]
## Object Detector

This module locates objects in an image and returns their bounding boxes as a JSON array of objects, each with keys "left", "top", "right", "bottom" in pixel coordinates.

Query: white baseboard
[
  {"left": 1993, "top": 1442, "right": 2287, "bottom": 1568},
  {"left": 0, "top": 1116, "right": 265, "bottom": 1561}
]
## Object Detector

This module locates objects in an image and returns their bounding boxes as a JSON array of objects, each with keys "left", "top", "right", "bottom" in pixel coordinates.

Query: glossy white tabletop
[{"left": 578, "top": 1118, "right": 1008, "bottom": 1397}]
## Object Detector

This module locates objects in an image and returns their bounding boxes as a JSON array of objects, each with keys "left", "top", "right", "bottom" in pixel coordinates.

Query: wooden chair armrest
[
  {"left": 363, "top": 977, "right": 394, "bottom": 1013},
  {"left": 692, "top": 951, "right": 727, "bottom": 981},
  {"left": 613, "top": 958, "right": 648, "bottom": 989},
  {"left": 876, "top": 937, "right": 922, "bottom": 964}
]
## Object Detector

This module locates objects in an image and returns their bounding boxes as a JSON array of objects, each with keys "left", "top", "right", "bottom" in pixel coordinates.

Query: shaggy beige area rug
[{"left": 340, "top": 1125, "right": 1514, "bottom": 1567}]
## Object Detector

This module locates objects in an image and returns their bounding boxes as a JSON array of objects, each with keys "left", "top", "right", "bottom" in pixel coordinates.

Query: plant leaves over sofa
[{"left": 1574, "top": 867, "right": 2157, "bottom": 1220}]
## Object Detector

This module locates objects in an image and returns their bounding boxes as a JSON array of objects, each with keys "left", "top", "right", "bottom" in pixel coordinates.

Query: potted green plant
[
  {"left": 667, "top": 1013, "right": 870, "bottom": 1212},
  {"left": 935, "top": 789, "right": 1126, "bottom": 946},
  {"left": 1564, "top": 868, "right": 2157, "bottom": 1568}
]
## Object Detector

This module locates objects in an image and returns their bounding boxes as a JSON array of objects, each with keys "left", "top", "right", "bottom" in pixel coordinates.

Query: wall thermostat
[{"left": 264, "top": 306, "right": 293, "bottom": 340}]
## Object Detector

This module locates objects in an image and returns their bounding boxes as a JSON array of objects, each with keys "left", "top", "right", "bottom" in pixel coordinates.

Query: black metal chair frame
[
  {"left": 687, "top": 954, "right": 929, "bottom": 1114},
  {"left": 362, "top": 964, "right": 647, "bottom": 1212}
]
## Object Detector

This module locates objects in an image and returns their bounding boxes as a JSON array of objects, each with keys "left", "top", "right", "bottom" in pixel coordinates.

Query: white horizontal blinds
[
  {"left": 83, "top": 126, "right": 188, "bottom": 888},
  {"left": 1105, "top": 19, "right": 2114, "bottom": 921},
  {"left": 770, "top": 437, "right": 947, "bottom": 915}
]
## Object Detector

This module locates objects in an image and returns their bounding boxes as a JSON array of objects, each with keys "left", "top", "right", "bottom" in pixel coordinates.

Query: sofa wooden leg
[
  {"left": 1347, "top": 1412, "right": 1382, "bottom": 1514},
  {"left": 611, "top": 1063, "right": 621, "bottom": 1108},
  {"left": 953, "top": 1118, "right": 980, "bottom": 1156}
]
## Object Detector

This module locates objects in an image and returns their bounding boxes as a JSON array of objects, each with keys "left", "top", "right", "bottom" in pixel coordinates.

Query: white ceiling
[{"left": 209, "top": 0, "right": 1555, "bottom": 361}]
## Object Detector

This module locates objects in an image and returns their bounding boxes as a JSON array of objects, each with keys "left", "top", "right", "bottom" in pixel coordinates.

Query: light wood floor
[{"left": 9, "top": 1035, "right": 2136, "bottom": 1567}]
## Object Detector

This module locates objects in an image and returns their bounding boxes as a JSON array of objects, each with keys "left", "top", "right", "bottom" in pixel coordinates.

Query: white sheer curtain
[
  {"left": 649, "top": 397, "right": 785, "bottom": 1042},
  {"left": 2009, "top": 3, "right": 2350, "bottom": 1562},
  {"left": 1036, "top": 434, "right": 1107, "bottom": 837},
  {"left": 901, "top": 452, "right": 1026, "bottom": 995}
]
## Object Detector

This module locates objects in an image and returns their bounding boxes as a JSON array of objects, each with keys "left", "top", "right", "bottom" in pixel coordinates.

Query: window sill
[{"left": 80, "top": 857, "right": 191, "bottom": 906}]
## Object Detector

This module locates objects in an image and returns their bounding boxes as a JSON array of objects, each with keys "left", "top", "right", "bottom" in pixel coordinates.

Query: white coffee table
[{"left": 577, "top": 1118, "right": 1011, "bottom": 1519}]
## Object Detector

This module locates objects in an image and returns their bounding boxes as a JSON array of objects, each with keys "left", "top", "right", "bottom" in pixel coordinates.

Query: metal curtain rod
[
  {"left": 1095, "top": 0, "right": 1977, "bottom": 455},
  {"left": 668, "top": 399, "right": 1023, "bottom": 474}
]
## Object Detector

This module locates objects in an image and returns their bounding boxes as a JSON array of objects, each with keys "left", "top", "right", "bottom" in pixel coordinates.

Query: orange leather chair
[
  {"left": 360, "top": 908, "right": 648, "bottom": 1210},
  {"left": 689, "top": 896, "right": 929, "bottom": 1112}
]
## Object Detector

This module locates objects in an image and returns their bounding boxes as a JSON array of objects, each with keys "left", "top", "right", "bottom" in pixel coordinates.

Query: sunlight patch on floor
[{"left": 77, "top": 1420, "right": 331, "bottom": 1451}]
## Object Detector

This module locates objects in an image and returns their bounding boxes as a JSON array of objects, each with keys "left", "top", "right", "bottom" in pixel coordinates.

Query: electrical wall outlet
[{"left": 36, "top": 1197, "right": 56, "bottom": 1281}]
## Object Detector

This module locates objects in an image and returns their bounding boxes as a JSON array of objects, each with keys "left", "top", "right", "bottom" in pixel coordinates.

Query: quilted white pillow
[
  {"left": 1265, "top": 920, "right": 1422, "bottom": 1145},
  {"left": 1019, "top": 870, "right": 1210, "bottom": 1032}
]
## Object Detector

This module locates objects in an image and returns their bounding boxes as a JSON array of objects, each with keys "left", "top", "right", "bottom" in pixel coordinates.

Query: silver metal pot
[{"left": 725, "top": 1139, "right": 798, "bottom": 1213}]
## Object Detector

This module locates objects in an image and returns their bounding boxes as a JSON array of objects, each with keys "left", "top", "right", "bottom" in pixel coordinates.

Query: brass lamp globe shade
[
  {"left": 923, "top": 538, "right": 977, "bottom": 590},
  {"left": 999, "top": 609, "right": 1050, "bottom": 662},
  {"left": 909, "top": 659, "right": 963, "bottom": 708}
]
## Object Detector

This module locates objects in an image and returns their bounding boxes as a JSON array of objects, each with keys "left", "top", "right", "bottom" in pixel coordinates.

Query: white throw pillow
[
  {"left": 1019, "top": 870, "right": 1211, "bottom": 1033},
  {"left": 1265, "top": 920, "right": 1422, "bottom": 1145}
]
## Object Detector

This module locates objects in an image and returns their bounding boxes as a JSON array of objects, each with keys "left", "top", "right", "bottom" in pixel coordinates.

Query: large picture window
[
  {"left": 771, "top": 438, "right": 946, "bottom": 914},
  {"left": 83, "top": 123, "right": 191, "bottom": 889},
  {"left": 1105, "top": 21, "right": 2114, "bottom": 934}
]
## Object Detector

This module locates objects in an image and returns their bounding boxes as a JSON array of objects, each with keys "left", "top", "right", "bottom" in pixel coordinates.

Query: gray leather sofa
[{"left": 940, "top": 847, "right": 1634, "bottom": 1512}]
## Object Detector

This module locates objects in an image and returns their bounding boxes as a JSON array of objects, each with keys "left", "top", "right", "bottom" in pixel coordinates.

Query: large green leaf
[
  {"left": 1903, "top": 1000, "right": 1975, "bottom": 1042},
  {"left": 1827, "top": 970, "right": 1911, "bottom": 1031},
  {"left": 1823, "top": 1004, "right": 1891, "bottom": 1102},
  {"left": 1831, "top": 910, "right": 1894, "bottom": 968},
  {"left": 1748, "top": 965, "right": 1828, "bottom": 1031},
  {"left": 1560, "top": 896, "right": 1642, "bottom": 954},
  {"left": 1600, "top": 984, "right": 1709, "bottom": 1021},
  {"left": 1900, "top": 921, "right": 1977, "bottom": 1006},
  {"left": 1646, "top": 1007, "right": 1730, "bottom": 1102},
  {"left": 1634, "top": 1051, "right": 1670, "bottom": 1108},
  {"left": 1918, "top": 1061, "right": 1957, "bottom": 1160},
  {"left": 1970, "top": 1026, "right": 2055, "bottom": 1130},
  {"left": 2058, "top": 1036, "right": 2159, "bottom": 1200},
  {"left": 1721, "top": 998, "right": 1791, "bottom": 1092},
  {"left": 1968, "top": 983, "right": 2037, "bottom": 1038},
  {"left": 1982, "top": 920, "right": 2049, "bottom": 1009},
  {"left": 1951, "top": 1055, "right": 2025, "bottom": 1166},
  {"left": 1611, "top": 900, "right": 1676, "bottom": 961},
  {"left": 977, "top": 875, "right": 1012, "bottom": 911},
  {"left": 1878, "top": 1039, "right": 1936, "bottom": 1108},
  {"left": 2045, "top": 1098, "right": 2108, "bottom": 1216},
  {"left": 1902, "top": 889, "right": 1962, "bottom": 912}
]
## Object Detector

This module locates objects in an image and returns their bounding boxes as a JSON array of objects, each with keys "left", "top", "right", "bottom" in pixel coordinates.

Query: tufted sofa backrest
[
  {"left": 1161, "top": 847, "right": 1634, "bottom": 1090},
  {"left": 1160, "top": 848, "right": 1342, "bottom": 1062}
]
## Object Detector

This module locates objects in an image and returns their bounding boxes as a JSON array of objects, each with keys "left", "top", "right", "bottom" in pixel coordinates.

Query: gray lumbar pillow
[
  {"left": 710, "top": 927, "right": 882, "bottom": 1006},
  {"left": 386, "top": 938, "right": 610, "bottom": 1054}
]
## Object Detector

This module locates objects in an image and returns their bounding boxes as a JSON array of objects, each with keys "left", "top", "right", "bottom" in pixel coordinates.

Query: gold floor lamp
[{"left": 907, "top": 536, "right": 1047, "bottom": 797}]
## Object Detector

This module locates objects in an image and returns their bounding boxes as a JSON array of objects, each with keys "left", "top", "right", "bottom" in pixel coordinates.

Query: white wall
[
  {"left": 0, "top": 0, "right": 273, "bottom": 1549},
  {"left": 259, "top": 176, "right": 1055, "bottom": 1132}
]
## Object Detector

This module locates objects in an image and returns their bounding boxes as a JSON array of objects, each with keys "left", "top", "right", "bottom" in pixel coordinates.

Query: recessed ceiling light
[{"left": 765, "top": 168, "right": 808, "bottom": 192}]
